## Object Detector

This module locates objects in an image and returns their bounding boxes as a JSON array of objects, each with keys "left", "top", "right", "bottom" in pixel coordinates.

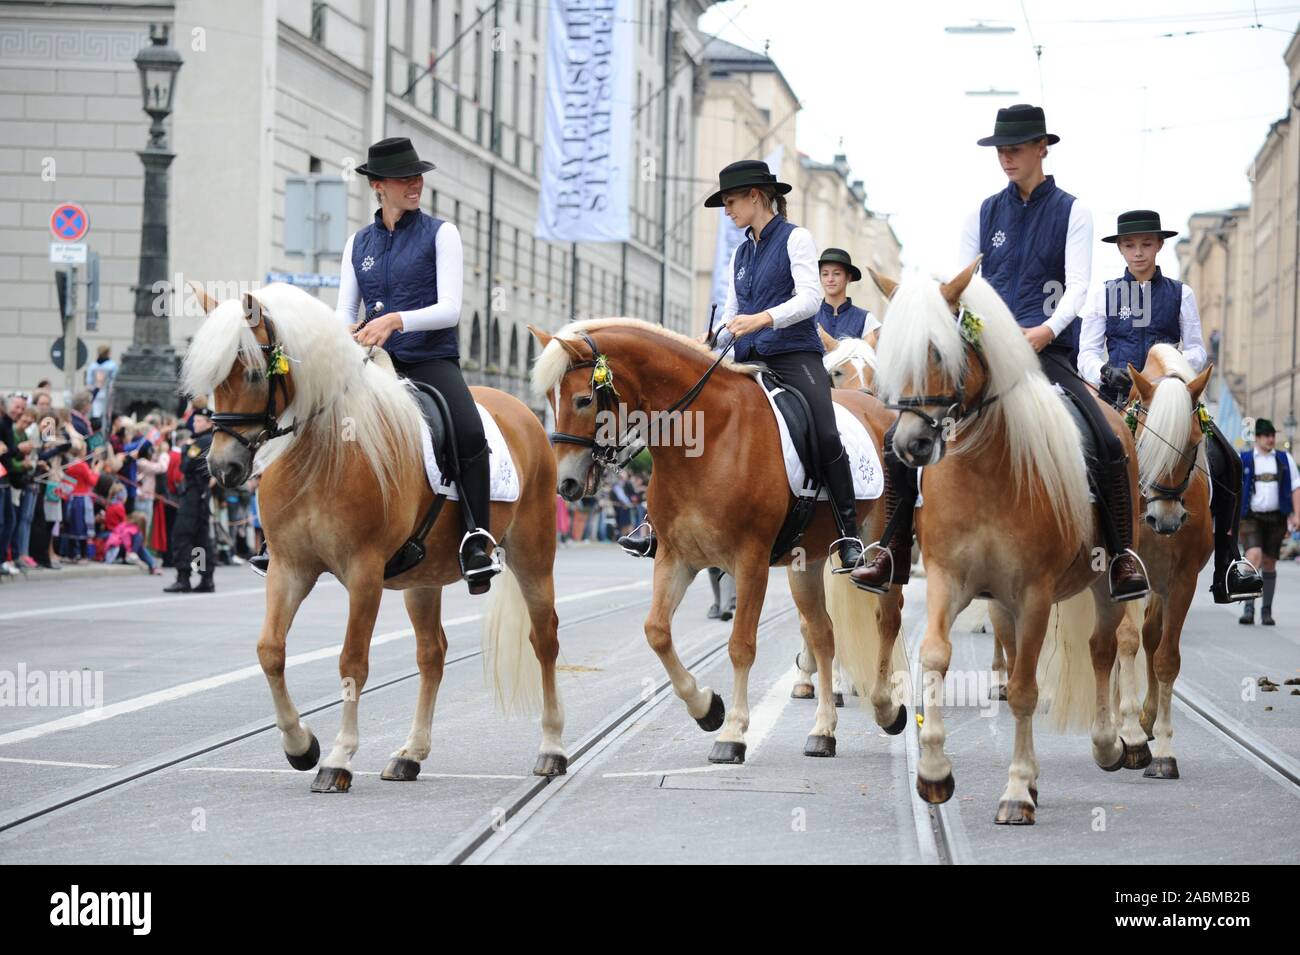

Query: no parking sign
[{"left": 50, "top": 203, "right": 89, "bottom": 242}]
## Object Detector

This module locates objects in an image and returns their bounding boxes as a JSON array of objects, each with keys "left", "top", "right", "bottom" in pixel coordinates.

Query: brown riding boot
[
  {"left": 850, "top": 447, "right": 914, "bottom": 594},
  {"left": 1104, "top": 456, "right": 1150, "bottom": 602}
]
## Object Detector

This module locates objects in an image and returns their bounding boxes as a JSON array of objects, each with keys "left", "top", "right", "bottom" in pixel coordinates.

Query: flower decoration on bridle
[
  {"left": 266, "top": 341, "right": 291, "bottom": 379},
  {"left": 957, "top": 306, "right": 985, "bottom": 351},
  {"left": 591, "top": 352, "right": 620, "bottom": 398}
]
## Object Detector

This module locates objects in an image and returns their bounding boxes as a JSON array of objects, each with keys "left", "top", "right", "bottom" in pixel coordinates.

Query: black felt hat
[
  {"left": 704, "top": 159, "right": 792, "bottom": 208},
  {"left": 818, "top": 248, "right": 861, "bottom": 282},
  {"left": 1101, "top": 209, "right": 1178, "bottom": 243},
  {"left": 976, "top": 103, "right": 1060, "bottom": 147},
  {"left": 354, "top": 137, "right": 436, "bottom": 178},
  {"left": 1256, "top": 418, "right": 1277, "bottom": 436}
]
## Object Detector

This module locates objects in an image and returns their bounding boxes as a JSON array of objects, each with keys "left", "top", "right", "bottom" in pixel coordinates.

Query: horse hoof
[
  {"left": 916, "top": 773, "right": 955, "bottom": 805},
  {"left": 284, "top": 734, "right": 320, "bottom": 772},
  {"left": 994, "top": 799, "right": 1036, "bottom": 825},
  {"left": 1029, "top": 785, "right": 1038, "bottom": 805},
  {"left": 1123, "top": 740, "right": 1152, "bottom": 770},
  {"left": 804, "top": 735, "right": 836, "bottom": 757},
  {"left": 832, "top": 691, "right": 845, "bottom": 708},
  {"left": 380, "top": 757, "right": 421, "bottom": 781},
  {"left": 310, "top": 766, "right": 353, "bottom": 793},
  {"left": 695, "top": 692, "right": 725, "bottom": 732},
  {"left": 533, "top": 753, "right": 568, "bottom": 777},
  {"left": 1143, "top": 756, "right": 1180, "bottom": 780},
  {"left": 992, "top": 685, "right": 1008, "bottom": 702},
  {"left": 791, "top": 683, "right": 815, "bottom": 700},
  {"left": 882, "top": 704, "right": 908, "bottom": 736},
  {"left": 1099, "top": 739, "right": 1128, "bottom": 773},
  {"left": 708, "top": 741, "right": 746, "bottom": 764}
]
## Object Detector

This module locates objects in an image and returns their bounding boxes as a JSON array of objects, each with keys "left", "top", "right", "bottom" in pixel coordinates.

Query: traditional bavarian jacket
[
  {"left": 335, "top": 208, "right": 465, "bottom": 363},
  {"left": 816, "top": 298, "right": 879, "bottom": 340},
  {"left": 716, "top": 214, "right": 822, "bottom": 363},
  {"left": 1077, "top": 267, "right": 1207, "bottom": 387},
  {"left": 958, "top": 175, "right": 1091, "bottom": 357}
]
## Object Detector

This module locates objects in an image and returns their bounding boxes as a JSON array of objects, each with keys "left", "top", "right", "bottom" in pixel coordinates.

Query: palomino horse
[
  {"left": 529, "top": 319, "right": 908, "bottom": 763},
  {"left": 182, "top": 282, "right": 566, "bottom": 793},
  {"left": 871, "top": 261, "right": 1140, "bottom": 825},
  {"left": 1041, "top": 344, "right": 1213, "bottom": 781}
]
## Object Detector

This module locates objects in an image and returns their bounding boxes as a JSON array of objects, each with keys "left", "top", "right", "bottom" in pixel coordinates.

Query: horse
[
  {"left": 1040, "top": 344, "right": 1213, "bottom": 782},
  {"left": 820, "top": 324, "right": 880, "bottom": 394},
  {"left": 181, "top": 281, "right": 566, "bottom": 793},
  {"left": 529, "top": 318, "right": 909, "bottom": 763},
  {"left": 870, "top": 260, "right": 1140, "bottom": 825}
]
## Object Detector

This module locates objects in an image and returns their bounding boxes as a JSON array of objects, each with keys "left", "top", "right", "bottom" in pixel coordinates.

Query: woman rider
[
  {"left": 852, "top": 103, "right": 1148, "bottom": 601},
  {"left": 1078, "top": 209, "right": 1263, "bottom": 604},
  {"left": 250, "top": 137, "right": 500, "bottom": 592},
  {"left": 619, "top": 160, "right": 866, "bottom": 572}
]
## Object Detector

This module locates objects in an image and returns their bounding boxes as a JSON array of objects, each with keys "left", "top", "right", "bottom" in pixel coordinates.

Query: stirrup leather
[
  {"left": 1108, "top": 547, "right": 1151, "bottom": 602},
  {"left": 458, "top": 528, "right": 503, "bottom": 580},
  {"left": 828, "top": 536, "right": 866, "bottom": 574}
]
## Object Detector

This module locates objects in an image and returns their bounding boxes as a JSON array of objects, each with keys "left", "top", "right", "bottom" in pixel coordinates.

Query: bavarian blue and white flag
[
  {"left": 536, "top": 0, "right": 633, "bottom": 243},
  {"left": 709, "top": 145, "right": 785, "bottom": 313}
]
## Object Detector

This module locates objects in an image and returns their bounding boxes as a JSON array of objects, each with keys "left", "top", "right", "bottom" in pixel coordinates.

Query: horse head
[
  {"left": 528, "top": 324, "right": 610, "bottom": 502},
  {"left": 1127, "top": 350, "right": 1213, "bottom": 536},
  {"left": 822, "top": 324, "right": 879, "bottom": 393}
]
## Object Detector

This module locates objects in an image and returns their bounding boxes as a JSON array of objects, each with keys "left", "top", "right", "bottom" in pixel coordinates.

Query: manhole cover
[{"left": 658, "top": 774, "right": 817, "bottom": 794}]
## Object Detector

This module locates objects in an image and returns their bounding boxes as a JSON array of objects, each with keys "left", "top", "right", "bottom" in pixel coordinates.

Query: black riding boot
[
  {"left": 249, "top": 542, "right": 270, "bottom": 578},
  {"left": 821, "top": 449, "right": 864, "bottom": 572},
  {"left": 1205, "top": 424, "right": 1263, "bottom": 604},
  {"left": 617, "top": 519, "right": 656, "bottom": 558},
  {"left": 1098, "top": 456, "right": 1150, "bottom": 602},
  {"left": 457, "top": 444, "right": 502, "bottom": 594},
  {"left": 850, "top": 431, "right": 914, "bottom": 593}
]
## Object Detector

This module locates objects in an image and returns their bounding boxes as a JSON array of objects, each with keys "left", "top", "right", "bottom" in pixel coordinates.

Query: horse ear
[
  {"left": 1188, "top": 363, "right": 1213, "bottom": 405},
  {"left": 867, "top": 268, "right": 899, "bottom": 301},
  {"left": 526, "top": 324, "right": 552, "bottom": 349},
  {"left": 940, "top": 255, "right": 983, "bottom": 310},
  {"left": 240, "top": 291, "right": 263, "bottom": 328},
  {"left": 1128, "top": 364, "right": 1155, "bottom": 404},
  {"left": 817, "top": 325, "right": 838, "bottom": 351},
  {"left": 189, "top": 281, "right": 219, "bottom": 314}
]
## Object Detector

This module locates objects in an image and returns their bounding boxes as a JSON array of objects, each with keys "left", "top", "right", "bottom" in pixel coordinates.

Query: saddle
[
  {"left": 383, "top": 380, "right": 459, "bottom": 580},
  {"left": 755, "top": 368, "right": 824, "bottom": 565},
  {"left": 1054, "top": 384, "right": 1101, "bottom": 500}
]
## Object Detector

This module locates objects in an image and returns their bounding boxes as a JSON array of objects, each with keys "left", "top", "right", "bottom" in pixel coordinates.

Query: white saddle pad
[
  {"left": 756, "top": 377, "right": 884, "bottom": 500},
  {"left": 419, "top": 403, "right": 520, "bottom": 502}
]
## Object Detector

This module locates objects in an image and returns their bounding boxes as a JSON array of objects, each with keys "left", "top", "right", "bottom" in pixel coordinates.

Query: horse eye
[{"left": 574, "top": 394, "right": 592, "bottom": 410}]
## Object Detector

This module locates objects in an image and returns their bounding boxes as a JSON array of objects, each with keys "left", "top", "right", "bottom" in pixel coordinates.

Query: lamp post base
[{"left": 113, "top": 344, "right": 181, "bottom": 420}]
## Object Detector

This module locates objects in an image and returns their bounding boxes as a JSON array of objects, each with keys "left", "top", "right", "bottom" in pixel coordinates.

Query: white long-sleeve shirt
[
  {"left": 334, "top": 221, "right": 465, "bottom": 332},
  {"left": 957, "top": 199, "right": 1092, "bottom": 339},
  {"left": 1076, "top": 280, "right": 1209, "bottom": 386},
  {"left": 713, "top": 223, "right": 821, "bottom": 349}
]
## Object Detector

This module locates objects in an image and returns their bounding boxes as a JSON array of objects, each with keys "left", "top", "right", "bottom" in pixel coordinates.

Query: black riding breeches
[
  {"left": 390, "top": 356, "right": 487, "bottom": 459},
  {"left": 1204, "top": 419, "right": 1245, "bottom": 564},
  {"left": 1037, "top": 348, "right": 1125, "bottom": 465},
  {"left": 762, "top": 349, "right": 845, "bottom": 465}
]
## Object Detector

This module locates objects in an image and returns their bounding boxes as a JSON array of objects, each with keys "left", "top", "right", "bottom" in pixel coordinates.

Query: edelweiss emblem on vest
[
  {"left": 736, "top": 265, "right": 746, "bottom": 281},
  {"left": 991, "top": 230, "right": 1007, "bottom": 248},
  {"left": 1119, "top": 305, "right": 1132, "bottom": 319},
  {"left": 360, "top": 255, "right": 375, "bottom": 272}
]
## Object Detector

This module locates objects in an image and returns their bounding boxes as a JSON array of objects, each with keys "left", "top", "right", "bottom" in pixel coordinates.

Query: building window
[
  {"left": 470, "top": 313, "right": 482, "bottom": 366},
  {"left": 509, "top": 325, "right": 519, "bottom": 375},
  {"left": 489, "top": 318, "right": 502, "bottom": 368},
  {"left": 311, "top": 1, "right": 326, "bottom": 43},
  {"left": 475, "top": 209, "right": 482, "bottom": 265}
]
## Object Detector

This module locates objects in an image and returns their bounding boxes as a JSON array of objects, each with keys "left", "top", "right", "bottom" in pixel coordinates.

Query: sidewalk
[{"left": 0, "top": 561, "right": 141, "bottom": 584}]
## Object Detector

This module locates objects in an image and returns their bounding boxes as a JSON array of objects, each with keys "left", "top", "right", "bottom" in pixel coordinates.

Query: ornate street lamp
[{"left": 113, "top": 23, "right": 184, "bottom": 419}]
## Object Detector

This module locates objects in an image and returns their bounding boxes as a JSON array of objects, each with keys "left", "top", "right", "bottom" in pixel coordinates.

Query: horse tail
[
  {"left": 1037, "top": 591, "right": 1098, "bottom": 732},
  {"left": 823, "top": 562, "right": 909, "bottom": 702},
  {"left": 482, "top": 563, "right": 543, "bottom": 716}
]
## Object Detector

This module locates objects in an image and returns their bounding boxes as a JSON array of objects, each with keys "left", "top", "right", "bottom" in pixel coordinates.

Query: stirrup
[
  {"left": 828, "top": 536, "right": 865, "bottom": 574},
  {"left": 1108, "top": 547, "right": 1151, "bottom": 602},
  {"left": 248, "top": 545, "right": 270, "bottom": 578},
  {"left": 458, "top": 528, "right": 503, "bottom": 581},
  {"left": 1219, "top": 558, "right": 1264, "bottom": 601},
  {"left": 851, "top": 540, "right": 894, "bottom": 594},
  {"left": 618, "top": 519, "right": 655, "bottom": 559}
]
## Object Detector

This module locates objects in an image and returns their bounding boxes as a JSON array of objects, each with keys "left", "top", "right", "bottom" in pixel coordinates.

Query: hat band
[
  {"left": 368, "top": 150, "right": 422, "bottom": 172},
  {"left": 1118, "top": 220, "right": 1163, "bottom": 234},
  {"left": 992, "top": 119, "right": 1047, "bottom": 136}
]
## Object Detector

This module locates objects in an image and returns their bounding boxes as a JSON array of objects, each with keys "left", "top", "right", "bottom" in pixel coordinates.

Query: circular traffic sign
[{"left": 50, "top": 203, "right": 89, "bottom": 242}]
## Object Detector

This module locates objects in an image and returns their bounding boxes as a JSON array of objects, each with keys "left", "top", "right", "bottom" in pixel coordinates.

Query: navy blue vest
[
  {"left": 731, "top": 215, "right": 824, "bottom": 363},
  {"left": 1241, "top": 450, "right": 1295, "bottom": 518},
  {"left": 817, "top": 298, "right": 869, "bottom": 339},
  {"left": 350, "top": 208, "right": 456, "bottom": 363},
  {"left": 1102, "top": 267, "right": 1182, "bottom": 375},
  {"left": 978, "top": 175, "right": 1078, "bottom": 354}
]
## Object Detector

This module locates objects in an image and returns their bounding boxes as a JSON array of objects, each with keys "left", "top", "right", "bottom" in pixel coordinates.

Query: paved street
[{"left": 1, "top": 544, "right": 1295, "bottom": 864}]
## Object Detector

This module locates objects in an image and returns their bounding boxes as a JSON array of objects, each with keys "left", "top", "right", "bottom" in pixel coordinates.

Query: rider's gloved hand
[{"left": 1101, "top": 363, "right": 1132, "bottom": 397}]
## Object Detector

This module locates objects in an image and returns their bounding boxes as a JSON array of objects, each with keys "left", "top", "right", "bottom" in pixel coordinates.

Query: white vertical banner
[
  {"left": 708, "top": 145, "right": 784, "bottom": 315},
  {"left": 535, "top": 0, "right": 633, "bottom": 243}
]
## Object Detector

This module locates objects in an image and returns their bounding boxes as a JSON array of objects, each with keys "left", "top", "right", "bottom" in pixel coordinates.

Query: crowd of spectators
[{"left": 555, "top": 468, "right": 648, "bottom": 545}]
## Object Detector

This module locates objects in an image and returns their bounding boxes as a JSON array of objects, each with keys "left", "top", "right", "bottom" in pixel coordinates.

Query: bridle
[
  {"left": 886, "top": 309, "right": 999, "bottom": 449},
  {"left": 209, "top": 312, "right": 316, "bottom": 454},
  {"left": 549, "top": 330, "right": 734, "bottom": 470}
]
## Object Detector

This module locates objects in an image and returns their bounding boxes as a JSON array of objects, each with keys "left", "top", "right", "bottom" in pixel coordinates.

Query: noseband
[{"left": 209, "top": 313, "right": 305, "bottom": 454}]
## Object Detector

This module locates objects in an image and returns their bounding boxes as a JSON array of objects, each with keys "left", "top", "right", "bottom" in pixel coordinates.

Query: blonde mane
[
  {"left": 823, "top": 335, "right": 878, "bottom": 381},
  {"left": 875, "top": 271, "right": 1093, "bottom": 542},
  {"left": 1136, "top": 344, "right": 1200, "bottom": 492},
  {"left": 181, "top": 283, "right": 424, "bottom": 506},
  {"left": 530, "top": 316, "right": 760, "bottom": 398}
]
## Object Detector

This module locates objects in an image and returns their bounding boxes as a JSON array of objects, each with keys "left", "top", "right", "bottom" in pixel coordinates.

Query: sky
[{"left": 697, "top": 0, "right": 1299, "bottom": 284}]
